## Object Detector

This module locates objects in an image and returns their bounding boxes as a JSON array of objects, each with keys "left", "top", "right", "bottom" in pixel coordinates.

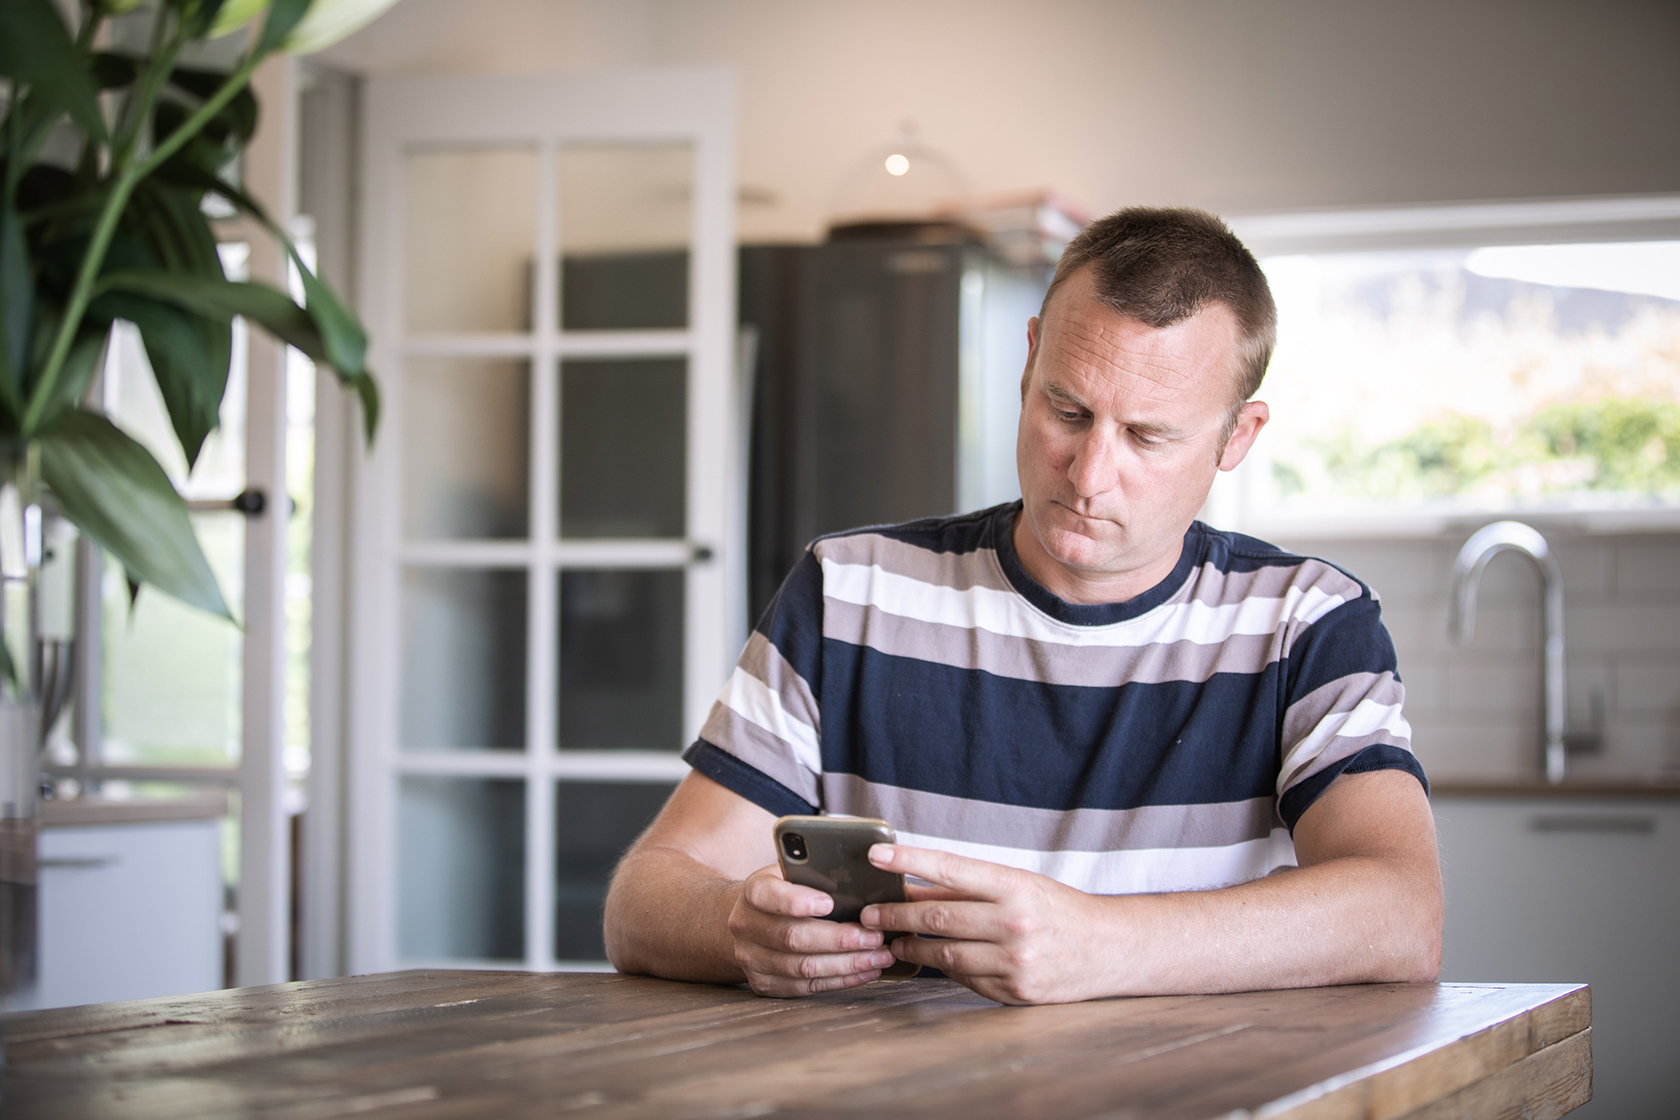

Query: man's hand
[
  {"left": 859, "top": 770, "right": 1442, "bottom": 1005},
  {"left": 860, "top": 845, "right": 1106, "bottom": 1005},
  {"left": 727, "top": 864, "right": 898, "bottom": 997}
]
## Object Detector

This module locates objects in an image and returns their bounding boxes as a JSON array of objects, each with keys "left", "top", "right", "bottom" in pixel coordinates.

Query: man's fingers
[
  {"left": 869, "top": 844, "right": 1017, "bottom": 902},
  {"left": 740, "top": 865, "right": 836, "bottom": 918},
  {"left": 888, "top": 933, "right": 1004, "bottom": 979},
  {"left": 862, "top": 898, "right": 995, "bottom": 940},
  {"left": 740, "top": 944, "right": 897, "bottom": 984}
]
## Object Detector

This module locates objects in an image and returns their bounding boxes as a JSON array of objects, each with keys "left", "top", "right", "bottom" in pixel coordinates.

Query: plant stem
[
  {"left": 22, "top": 47, "right": 266, "bottom": 435},
  {"left": 112, "top": 6, "right": 181, "bottom": 170}
]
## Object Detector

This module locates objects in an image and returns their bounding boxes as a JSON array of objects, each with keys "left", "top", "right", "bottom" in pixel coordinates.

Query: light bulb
[{"left": 884, "top": 153, "right": 910, "bottom": 176}]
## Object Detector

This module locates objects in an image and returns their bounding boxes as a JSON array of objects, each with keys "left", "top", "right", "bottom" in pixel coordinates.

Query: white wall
[{"left": 316, "top": 0, "right": 1680, "bottom": 242}]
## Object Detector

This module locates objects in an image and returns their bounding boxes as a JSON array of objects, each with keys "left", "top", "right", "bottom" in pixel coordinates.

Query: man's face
[{"left": 1014, "top": 266, "right": 1268, "bottom": 604}]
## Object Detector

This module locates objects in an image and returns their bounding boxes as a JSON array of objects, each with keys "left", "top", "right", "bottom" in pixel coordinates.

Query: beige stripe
[
  {"left": 735, "top": 631, "right": 821, "bottom": 735},
  {"left": 697, "top": 705, "right": 822, "bottom": 806},
  {"left": 814, "top": 532, "right": 1014, "bottom": 594},
  {"left": 1280, "top": 672, "right": 1405, "bottom": 748},
  {"left": 819, "top": 773, "right": 1281, "bottom": 852},
  {"left": 822, "top": 598, "right": 1280, "bottom": 685},
  {"left": 1183, "top": 556, "right": 1365, "bottom": 610}
]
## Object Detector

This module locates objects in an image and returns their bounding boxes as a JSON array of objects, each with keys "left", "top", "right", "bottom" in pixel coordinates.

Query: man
[{"left": 604, "top": 207, "right": 1441, "bottom": 1006}]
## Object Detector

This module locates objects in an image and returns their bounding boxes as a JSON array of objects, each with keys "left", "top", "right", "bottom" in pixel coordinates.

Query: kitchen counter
[
  {"left": 1, "top": 971, "right": 1591, "bottom": 1118},
  {"left": 39, "top": 792, "right": 229, "bottom": 827}
]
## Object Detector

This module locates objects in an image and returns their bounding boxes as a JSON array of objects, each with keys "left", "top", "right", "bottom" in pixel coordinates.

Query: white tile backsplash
[{"left": 1271, "top": 530, "right": 1680, "bottom": 781}]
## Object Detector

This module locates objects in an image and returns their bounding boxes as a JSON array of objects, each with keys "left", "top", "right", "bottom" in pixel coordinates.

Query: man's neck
[{"left": 1010, "top": 512, "right": 1187, "bottom": 607}]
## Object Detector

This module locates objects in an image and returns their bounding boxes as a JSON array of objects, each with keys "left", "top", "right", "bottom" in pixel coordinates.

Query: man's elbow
[{"left": 1383, "top": 882, "right": 1444, "bottom": 983}]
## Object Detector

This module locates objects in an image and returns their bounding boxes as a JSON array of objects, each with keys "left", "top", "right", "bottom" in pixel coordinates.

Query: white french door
[{"left": 346, "top": 71, "right": 739, "bottom": 972}]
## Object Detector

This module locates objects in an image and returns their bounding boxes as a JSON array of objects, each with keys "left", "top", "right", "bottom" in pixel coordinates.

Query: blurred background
[{"left": 22, "top": 2, "right": 1680, "bottom": 1116}]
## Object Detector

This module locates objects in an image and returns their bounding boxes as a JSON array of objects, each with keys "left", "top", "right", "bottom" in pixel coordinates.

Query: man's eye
[{"left": 1054, "top": 408, "right": 1083, "bottom": 422}]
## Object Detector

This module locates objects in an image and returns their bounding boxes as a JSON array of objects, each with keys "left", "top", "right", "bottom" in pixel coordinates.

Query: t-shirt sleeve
[
  {"left": 682, "top": 549, "right": 826, "bottom": 817},
  {"left": 1275, "top": 587, "right": 1428, "bottom": 830}
]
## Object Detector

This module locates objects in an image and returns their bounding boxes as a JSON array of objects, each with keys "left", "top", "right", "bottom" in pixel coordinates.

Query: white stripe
[
  {"left": 820, "top": 558, "right": 1349, "bottom": 648},
  {"left": 719, "top": 668, "right": 823, "bottom": 775},
  {"left": 894, "top": 829, "right": 1299, "bottom": 895},
  {"left": 1279, "top": 699, "right": 1413, "bottom": 790}
]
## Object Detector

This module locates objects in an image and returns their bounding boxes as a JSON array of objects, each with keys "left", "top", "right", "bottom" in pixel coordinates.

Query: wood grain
[{"left": 0, "top": 973, "right": 1590, "bottom": 1120}]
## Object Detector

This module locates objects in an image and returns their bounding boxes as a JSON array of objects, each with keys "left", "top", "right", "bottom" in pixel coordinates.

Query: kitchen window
[{"left": 1211, "top": 198, "right": 1680, "bottom": 536}]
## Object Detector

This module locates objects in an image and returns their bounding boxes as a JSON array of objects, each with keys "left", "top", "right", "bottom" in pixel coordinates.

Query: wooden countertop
[{"left": 0, "top": 971, "right": 1591, "bottom": 1119}]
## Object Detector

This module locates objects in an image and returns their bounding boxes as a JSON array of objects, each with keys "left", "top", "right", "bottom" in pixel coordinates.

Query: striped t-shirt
[{"left": 684, "top": 502, "right": 1426, "bottom": 895}]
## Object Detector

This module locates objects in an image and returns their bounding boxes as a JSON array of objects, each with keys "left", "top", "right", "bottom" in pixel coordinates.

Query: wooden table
[{"left": 1, "top": 972, "right": 1590, "bottom": 1119}]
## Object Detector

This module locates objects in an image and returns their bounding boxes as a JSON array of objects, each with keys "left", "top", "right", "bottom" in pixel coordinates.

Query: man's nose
[{"left": 1068, "top": 430, "right": 1119, "bottom": 498}]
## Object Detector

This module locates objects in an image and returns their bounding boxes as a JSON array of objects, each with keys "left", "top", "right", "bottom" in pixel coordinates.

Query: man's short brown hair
[{"left": 1036, "top": 206, "right": 1277, "bottom": 410}]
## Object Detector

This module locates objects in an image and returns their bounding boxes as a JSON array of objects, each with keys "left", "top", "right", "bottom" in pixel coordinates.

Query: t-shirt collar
[{"left": 990, "top": 502, "right": 1209, "bottom": 626}]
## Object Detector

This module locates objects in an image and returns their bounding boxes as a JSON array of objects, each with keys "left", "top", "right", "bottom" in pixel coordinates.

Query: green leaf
[
  {"left": 106, "top": 183, "right": 232, "bottom": 469},
  {"left": 354, "top": 370, "right": 380, "bottom": 445},
  {"left": 38, "top": 410, "right": 232, "bottom": 621},
  {"left": 0, "top": 0, "right": 107, "bottom": 141},
  {"left": 0, "top": 204, "right": 32, "bottom": 415},
  {"left": 90, "top": 53, "right": 141, "bottom": 91},
  {"left": 255, "top": 0, "right": 313, "bottom": 56},
  {"left": 22, "top": 301, "right": 106, "bottom": 430},
  {"left": 102, "top": 294, "right": 231, "bottom": 468},
  {"left": 181, "top": 0, "right": 235, "bottom": 39},
  {"left": 97, "top": 270, "right": 328, "bottom": 359},
  {"left": 291, "top": 249, "right": 366, "bottom": 376},
  {"left": 165, "top": 67, "right": 260, "bottom": 144}
]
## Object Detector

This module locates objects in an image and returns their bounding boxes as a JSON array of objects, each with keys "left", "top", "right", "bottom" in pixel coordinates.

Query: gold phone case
[{"left": 774, "top": 815, "right": 921, "bottom": 978}]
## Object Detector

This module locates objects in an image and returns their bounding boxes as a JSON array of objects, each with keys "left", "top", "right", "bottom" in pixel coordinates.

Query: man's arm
[
  {"left": 603, "top": 772, "right": 899, "bottom": 993},
  {"left": 860, "top": 769, "right": 1442, "bottom": 1005}
]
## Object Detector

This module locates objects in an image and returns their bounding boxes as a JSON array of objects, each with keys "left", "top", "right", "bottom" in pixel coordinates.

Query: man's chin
[{"left": 1040, "top": 526, "right": 1124, "bottom": 573}]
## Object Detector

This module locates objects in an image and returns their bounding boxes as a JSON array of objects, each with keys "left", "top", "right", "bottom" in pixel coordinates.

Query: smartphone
[{"left": 773, "top": 815, "right": 920, "bottom": 979}]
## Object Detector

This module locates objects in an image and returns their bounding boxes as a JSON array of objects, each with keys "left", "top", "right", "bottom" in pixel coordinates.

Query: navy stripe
[
  {"left": 1284, "top": 596, "right": 1401, "bottom": 701},
  {"left": 1277, "top": 744, "right": 1428, "bottom": 830},
  {"left": 684, "top": 740, "right": 818, "bottom": 817},
  {"left": 835, "top": 505, "right": 1001, "bottom": 555},
  {"left": 818, "top": 643, "right": 1279, "bottom": 811},
  {"left": 757, "top": 550, "right": 825, "bottom": 690}
]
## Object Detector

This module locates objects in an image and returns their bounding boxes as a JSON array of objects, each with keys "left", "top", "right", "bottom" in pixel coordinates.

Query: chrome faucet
[{"left": 1447, "top": 521, "right": 1566, "bottom": 784}]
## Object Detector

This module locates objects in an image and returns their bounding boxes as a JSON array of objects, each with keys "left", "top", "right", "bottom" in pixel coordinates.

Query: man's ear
[
  {"left": 1218, "top": 400, "right": 1270, "bottom": 471},
  {"left": 1020, "top": 316, "right": 1042, "bottom": 401}
]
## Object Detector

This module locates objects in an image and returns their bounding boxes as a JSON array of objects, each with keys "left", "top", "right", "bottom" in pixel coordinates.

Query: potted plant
[{"left": 0, "top": 0, "right": 395, "bottom": 1002}]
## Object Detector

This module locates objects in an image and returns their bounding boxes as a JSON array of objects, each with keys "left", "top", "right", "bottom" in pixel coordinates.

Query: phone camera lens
[{"left": 782, "top": 833, "right": 808, "bottom": 861}]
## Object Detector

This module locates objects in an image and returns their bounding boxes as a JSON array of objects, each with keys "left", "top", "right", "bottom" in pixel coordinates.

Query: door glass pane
[
  {"left": 100, "top": 314, "right": 245, "bottom": 768},
  {"left": 559, "top": 358, "right": 686, "bottom": 539},
  {"left": 554, "top": 780, "right": 675, "bottom": 961},
  {"left": 403, "top": 357, "right": 530, "bottom": 540},
  {"left": 399, "top": 777, "right": 525, "bottom": 961},
  {"left": 400, "top": 569, "right": 526, "bottom": 752},
  {"left": 103, "top": 514, "right": 244, "bottom": 767},
  {"left": 405, "top": 146, "right": 538, "bottom": 334},
  {"left": 559, "top": 145, "right": 691, "bottom": 331},
  {"left": 557, "top": 569, "right": 683, "bottom": 751}
]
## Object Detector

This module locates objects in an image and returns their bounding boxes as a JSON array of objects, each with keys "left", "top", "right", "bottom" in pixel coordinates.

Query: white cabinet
[
  {"left": 17, "top": 799, "right": 225, "bottom": 1010},
  {"left": 1433, "top": 794, "right": 1680, "bottom": 1120}
]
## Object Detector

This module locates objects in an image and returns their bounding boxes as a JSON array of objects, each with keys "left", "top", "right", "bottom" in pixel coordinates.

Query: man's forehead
[{"left": 1038, "top": 269, "right": 1244, "bottom": 397}]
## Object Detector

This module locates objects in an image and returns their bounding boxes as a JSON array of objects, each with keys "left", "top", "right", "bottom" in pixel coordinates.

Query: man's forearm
[
  {"left": 603, "top": 845, "right": 747, "bottom": 984},
  {"left": 1091, "top": 852, "right": 1442, "bottom": 997}
]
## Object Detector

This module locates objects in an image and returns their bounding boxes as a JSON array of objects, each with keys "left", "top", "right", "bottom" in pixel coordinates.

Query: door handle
[{"left": 186, "top": 489, "right": 267, "bottom": 516}]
